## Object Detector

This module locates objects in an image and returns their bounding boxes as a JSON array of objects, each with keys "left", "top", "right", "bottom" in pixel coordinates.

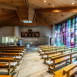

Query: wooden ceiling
[
  {"left": 0, "top": 0, "right": 77, "bottom": 28},
  {"left": 29, "top": 0, "right": 77, "bottom": 9},
  {"left": 37, "top": 12, "right": 77, "bottom": 25}
]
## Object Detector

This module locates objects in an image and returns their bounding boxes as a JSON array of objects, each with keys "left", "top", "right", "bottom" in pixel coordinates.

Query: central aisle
[{"left": 17, "top": 48, "right": 53, "bottom": 77}]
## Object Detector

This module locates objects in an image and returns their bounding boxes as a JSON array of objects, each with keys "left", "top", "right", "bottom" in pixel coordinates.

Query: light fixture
[
  {"left": 72, "top": 2, "right": 75, "bottom": 5},
  {"left": 22, "top": 20, "right": 32, "bottom": 23},
  {"left": 52, "top": 5, "right": 54, "bottom": 7},
  {"left": 44, "top": 0, "right": 46, "bottom": 3}
]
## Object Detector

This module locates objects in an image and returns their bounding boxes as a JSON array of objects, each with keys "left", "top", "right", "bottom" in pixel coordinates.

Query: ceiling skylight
[{"left": 23, "top": 20, "right": 32, "bottom": 23}]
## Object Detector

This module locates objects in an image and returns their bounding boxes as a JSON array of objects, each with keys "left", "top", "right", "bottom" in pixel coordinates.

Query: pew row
[
  {"left": 43, "top": 49, "right": 71, "bottom": 63},
  {"left": 46, "top": 51, "right": 77, "bottom": 73},
  {"left": 0, "top": 53, "right": 23, "bottom": 61},
  {"left": 0, "top": 75, "right": 11, "bottom": 77},
  {"left": 43, "top": 48, "right": 76, "bottom": 63},
  {"left": 0, "top": 57, "right": 15, "bottom": 75},
  {"left": 0, "top": 46, "right": 26, "bottom": 76},
  {"left": 40, "top": 47, "right": 68, "bottom": 58},
  {"left": 54, "top": 61, "right": 77, "bottom": 77}
]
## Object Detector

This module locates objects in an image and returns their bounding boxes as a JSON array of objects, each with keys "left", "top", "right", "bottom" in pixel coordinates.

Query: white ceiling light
[
  {"left": 22, "top": 20, "right": 32, "bottom": 23},
  {"left": 52, "top": 5, "right": 54, "bottom": 7},
  {"left": 72, "top": 2, "right": 75, "bottom": 5},
  {"left": 44, "top": 0, "right": 46, "bottom": 3}
]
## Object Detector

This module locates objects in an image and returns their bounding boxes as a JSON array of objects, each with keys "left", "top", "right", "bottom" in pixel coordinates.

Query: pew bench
[
  {"left": 43, "top": 53, "right": 61, "bottom": 63},
  {"left": 0, "top": 50, "right": 22, "bottom": 53},
  {"left": 0, "top": 75, "right": 11, "bottom": 77},
  {"left": 0, "top": 46, "right": 26, "bottom": 76},
  {"left": 47, "top": 56, "right": 70, "bottom": 73},
  {"left": 0, "top": 47, "right": 25, "bottom": 52},
  {"left": 0, "top": 50, "right": 25, "bottom": 57},
  {"left": 43, "top": 49, "right": 71, "bottom": 63},
  {"left": 40, "top": 49, "right": 59, "bottom": 58},
  {"left": 47, "top": 51, "right": 77, "bottom": 73},
  {"left": 63, "top": 61, "right": 77, "bottom": 77},
  {"left": 0, "top": 63, "right": 7, "bottom": 67},
  {"left": 54, "top": 61, "right": 77, "bottom": 77},
  {"left": 0, "top": 57, "right": 17, "bottom": 75},
  {"left": 41, "top": 48, "right": 69, "bottom": 59},
  {"left": 0, "top": 53, "right": 22, "bottom": 61},
  {"left": 38, "top": 46, "right": 56, "bottom": 53}
]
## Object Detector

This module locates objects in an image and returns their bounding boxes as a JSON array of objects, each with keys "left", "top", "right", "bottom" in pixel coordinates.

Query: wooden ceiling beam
[
  {"left": 0, "top": 16, "right": 38, "bottom": 27},
  {"left": 36, "top": 7, "right": 77, "bottom": 12},
  {"left": 36, "top": 15, "right": 52, "bottom": 29},
  {"left": 0, "top": 19, "right": 39, "bottom": 27},
  {"left": 16, "top": 0, "right": 29, "bottom": 21},
  {"left": 10, "top": 18, "right": 39, "bottom": 26},
  {"left": 0, "top": 2, "right": 17, "bottom": 10},
  {"left": 0, "top": 12, "right": 17, "bottom": 20},
  {"left": 16, "top": 7, "right": 28, "bottom": 21},
  {"left": 0, "top": 16, "right": 18, "bottom": 27}
]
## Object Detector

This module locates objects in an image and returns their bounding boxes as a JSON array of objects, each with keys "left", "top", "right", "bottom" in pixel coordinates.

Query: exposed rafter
[
  {"left": 0, "top": 12, "right": 17, "bottom": 20},
  {"left": 0, "top": 16, "right": 18, "bottom": 27},
  {"left": 36, "top": 15, "right": 52, "bottom": 29},
  {"left": 36, "top": 7, "right": 77, "bottom": 12},
  {"left": 0, "top": 2, "right": 17, "bottom": 10},
  {"left": 16, "top": 7, "right": 28, "bottom": 21},
  {"left": 16, "top": 0, "right": 29, "bottom": 21},
  {"left": 0, "top": 17, "right": 40, "bottom": 27}
]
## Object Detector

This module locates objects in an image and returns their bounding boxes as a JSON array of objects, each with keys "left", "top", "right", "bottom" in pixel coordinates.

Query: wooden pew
[
  {"left": 0, "top": 46, "right": 26, "bottom": 55},
  {"left": 0, "top": 50, "right": 22, "bottom": 53},
  {"left": 44, "top": 53, "right": 62, "bottom": 63},
  {"left": 0, "top": 57, "right": 14, "bottom": 75},
  {"left": 0, "top": 53, "right": 22, "bottom": 61},
  {"left": 39, "top": 46, "right": 57, "bottom": 53},
  {"left": 40, "top": 47, "right": 62, "bottom": 58},
  {"left": 44, "top": 49, "right": 70, "bottom": 55},
  {"left": 47, "top": 51, "right": 77, "bottom": 73},
  {"left": 43, "top": 49, "right": 71, "bottom": 63},
  {"left": 0, "top": 46, "right": 26, "bottom": 49},
  {"left": 0, "top": 46, "right": 25, "bottom": 60},
  {"left": 40, "top": 46, "right": 67, "bottom": 55},
  {"left": 43, "top": 48, "right": 77, "bottom": 63},
  {"left": 0, "top": 48, "right": 23, "bottom": 50},
  {"left": 0, "top": 46, "right": 26, "bottom": 51},
  {"left": 0, "top": 46, "right": 25, "bottom": 76},
  {"left": 0, "top": 75, "right": 11, "bottom": 77},
  {"left": 0, "top": 49, "right": 25, "bottom": 56},
  {"left": 63, "top": 62, "right": 77, "bottom": 77},
  {"left": 0, "top": 50, "right": 23, "bottom": 56},
  {"left": 0, "top": 46, "right": 25, "bottom": 48},
  {"left": 39, "top": 46, "right": 66, "bottom": 54},
  {"left": 54, "top": 61, "right": 77, "bottom": 77}
]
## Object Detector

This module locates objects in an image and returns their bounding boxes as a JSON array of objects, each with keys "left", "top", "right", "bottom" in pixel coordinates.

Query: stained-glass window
[
  {"left": 70, "top": 18, "right": 75, "bottom": 48},
  {"left": 55, "top": 16, "right": 77, "bottom": 47},
  {"left": 75, "top": 16, "right": 77, "bottom": 47}
]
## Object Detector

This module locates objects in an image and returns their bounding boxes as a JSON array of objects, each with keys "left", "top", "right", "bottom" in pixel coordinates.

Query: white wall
[
  {"left": 0, "top": 26, "right": 52, "bottom": 45},
  {"left": 19, "top": 26, "right": 52, "bottom": 45},
  {"left": 0, "top": 26, "right": 14, "bottom": 42},
  {"left": 14, "top": 26, "right": 19, "bottom": 38}
]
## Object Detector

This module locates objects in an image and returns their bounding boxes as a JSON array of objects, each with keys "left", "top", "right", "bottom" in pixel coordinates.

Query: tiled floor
[{"left": 17, "top": 47, "right": 53, "bottom": 77}]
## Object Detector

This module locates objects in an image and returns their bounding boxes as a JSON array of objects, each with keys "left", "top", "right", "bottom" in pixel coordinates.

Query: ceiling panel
[
  {"left": 0, "top": 0, "right": 77, "bottom": 27},
  {"left": 0, "top": 0, "right": 25, "bottom": 7},
  {"left": 29, "top": 0, "right": 77, "bottom": 9},
  {"left": 38, "top": 12, "right": 77, "bottom": 25}
]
